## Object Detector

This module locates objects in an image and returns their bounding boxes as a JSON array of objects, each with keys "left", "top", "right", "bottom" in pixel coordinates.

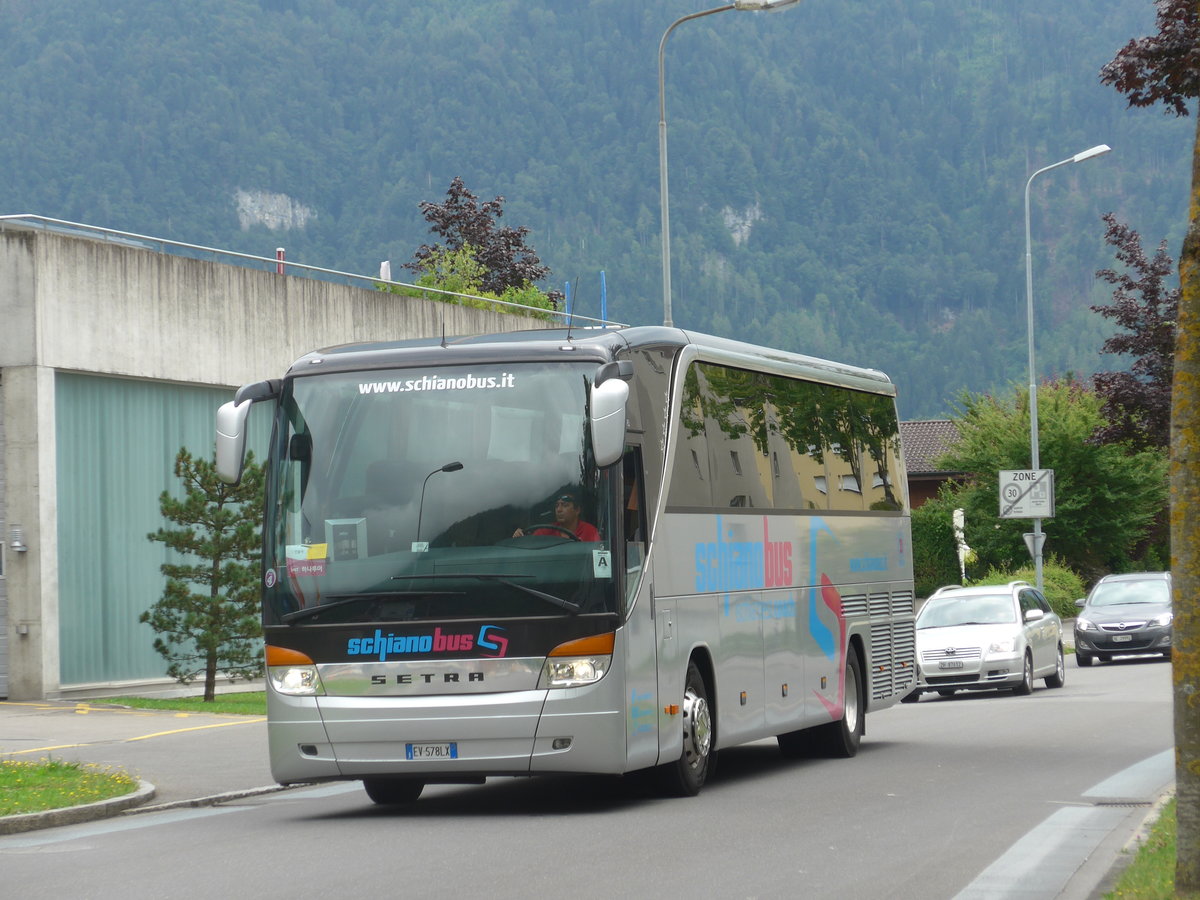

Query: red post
[{"left": 276, "top": 247, "right": 285, "bottom": 275}]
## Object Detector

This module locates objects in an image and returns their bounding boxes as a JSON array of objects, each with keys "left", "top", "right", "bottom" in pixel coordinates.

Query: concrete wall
[
  {"left": 0, "top": 221, "right": 547, "bottom": 699},
  {"left": 0, "top": 222, "right": 541, "bottom": 387}
]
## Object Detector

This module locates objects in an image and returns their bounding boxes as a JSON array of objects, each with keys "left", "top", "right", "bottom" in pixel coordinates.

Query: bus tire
[
  {"left": 810, "top": 643, "right": 865, "bottom": 758},
  {"left": 777, "top": 644, "right": 865, "bottom": 759},
  {"left": 659, "top": 661, "right": 714, "bottom": 797},
  {"left": 363, "top": 778, "right": 425, "bottom": 805}
]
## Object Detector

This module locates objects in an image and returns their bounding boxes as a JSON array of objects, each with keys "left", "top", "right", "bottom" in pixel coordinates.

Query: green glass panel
[{"left": 56, "top": 374, "right": 269, "bottom": 686}]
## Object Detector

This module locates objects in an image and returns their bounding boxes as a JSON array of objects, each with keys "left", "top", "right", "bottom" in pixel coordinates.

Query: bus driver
[{"left": 513, "top": 492, "right": 600, "bottom": 541}]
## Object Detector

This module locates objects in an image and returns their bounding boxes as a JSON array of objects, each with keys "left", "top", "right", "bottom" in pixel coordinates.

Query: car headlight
[
  {"left": 1150, "top": 612, "right": 1173, "bottom": 627},
  {"left": 1075, "top": 617, "right": 1095, "bottom": 632},
  {"left": 987, "top": 637, "right": 1017, "bottom": 655},
  {"left": 266, "top": 645, "right": 325, "bottom": 696},
  {"left": 538, "top": 632, "right": 614, "bottom": 689}
]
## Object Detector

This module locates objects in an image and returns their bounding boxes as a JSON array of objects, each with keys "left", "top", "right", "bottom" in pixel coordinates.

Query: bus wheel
[
  {"left": 363, "top": 778, "right": 425, "bottom": 805},
  {"left": 810, "top": 644, "right": 865, "bottom": 758},
  {"left": 660, "top": 661, "right": 714, "bottom": 796}
]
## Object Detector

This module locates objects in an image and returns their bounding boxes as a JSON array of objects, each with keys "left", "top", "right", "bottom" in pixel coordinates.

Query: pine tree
[{"left": 142, "top": 448, "right": 265, "bottom": 702}]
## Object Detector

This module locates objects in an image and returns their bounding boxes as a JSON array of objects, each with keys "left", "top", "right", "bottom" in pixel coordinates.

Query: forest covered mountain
[{"left": 0, "top": 0, "right": 1191, "bottom": 418}]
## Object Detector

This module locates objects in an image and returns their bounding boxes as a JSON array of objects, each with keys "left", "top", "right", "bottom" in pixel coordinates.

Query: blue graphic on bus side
[
  {"left": 693, "top": 515, "right": 792, "bottom": 593},
  {"left": 630, "top": 690, "right": 655, "bottom": 735},
  {"left": 807, "top": 518, "right": 837, "bottom": 659}
]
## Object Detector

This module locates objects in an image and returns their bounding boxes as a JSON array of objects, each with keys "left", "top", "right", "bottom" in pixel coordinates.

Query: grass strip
[
  {"left": 0, "top": 758, "right": 138, "bottom": 816},
  {"left": 91, "top": 692, "right": 267, "bottom": 716},
  {"left": 1105, "top": 797, "right": 1181, "bottom": 900}
]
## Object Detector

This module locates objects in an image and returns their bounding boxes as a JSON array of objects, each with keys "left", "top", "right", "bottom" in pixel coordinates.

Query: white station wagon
[{"left": 902, "top": 582, "right": 1065, "bottom": 701}]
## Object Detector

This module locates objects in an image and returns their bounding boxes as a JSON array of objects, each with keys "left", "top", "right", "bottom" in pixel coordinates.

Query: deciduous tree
[
  {"left": 405, "top": 176, "right": 562, "bottom": 305},
  {"left": 142, "top": 448, "right": 265, "bottom": 702},
  {"left": 935, "top": 380, "right": 1168, "bottom": 582},
  {"left": 1092, "top": 212, "right": 1178, "bottom": 450},
  {"left": 1101, "top": 1, "right": 1200, "bottom": 890}
]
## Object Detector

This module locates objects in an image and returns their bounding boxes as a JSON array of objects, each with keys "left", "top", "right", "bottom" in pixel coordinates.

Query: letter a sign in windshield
[{"left": 998, "top": 469, "right": 1055, "bottom": 519}]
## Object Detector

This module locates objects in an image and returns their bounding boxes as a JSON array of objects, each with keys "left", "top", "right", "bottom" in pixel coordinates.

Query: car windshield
[
  {"left": 262, "top": 361, "right": 619, "bottom": 625},
  {"left": 918, "top": 594, "right": 1016, "bottom": 628},
  {"left": 1088, "top": 579, "right": 1170, "bottom": 608}
]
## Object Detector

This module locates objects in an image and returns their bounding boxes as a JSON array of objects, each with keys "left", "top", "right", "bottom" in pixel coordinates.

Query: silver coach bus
[{"left": 216, "top": 326, "right": 916, "bottom": 803}]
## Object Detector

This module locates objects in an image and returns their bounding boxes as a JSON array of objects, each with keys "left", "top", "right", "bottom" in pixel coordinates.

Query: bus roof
[{"left": 286, "top": 325, "right": 896, "bottom": 396}]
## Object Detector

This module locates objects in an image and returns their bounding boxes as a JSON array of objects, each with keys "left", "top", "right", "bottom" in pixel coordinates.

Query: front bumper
[
  {"left": 266, "top": 680, "right": 626, "bottom": 785},
  {"left": 912, "top": 650, "right": 1024, "bottom": 693},
  {"left": 1074, "top": 625, "right": 1171, "bottom": 656}
]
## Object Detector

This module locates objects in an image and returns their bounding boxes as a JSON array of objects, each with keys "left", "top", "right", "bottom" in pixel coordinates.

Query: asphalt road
[{"left": 0, "top": 654, "right": 1175, "bottom": 899}]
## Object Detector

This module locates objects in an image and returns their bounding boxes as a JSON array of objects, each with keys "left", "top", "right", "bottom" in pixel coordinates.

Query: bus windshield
[{"left": 264, "top": 361, "right": 618, "bottom": 626}]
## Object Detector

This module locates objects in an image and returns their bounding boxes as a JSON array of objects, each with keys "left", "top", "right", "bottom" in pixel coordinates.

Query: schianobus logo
[
  {"left": 694, "top": 515, "right": 792, "bottom": 592},
  {"left": 346, "top": 625, "right": 508, "bottom": 661}
]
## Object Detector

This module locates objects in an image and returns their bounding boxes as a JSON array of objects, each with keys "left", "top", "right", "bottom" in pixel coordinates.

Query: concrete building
[{"left": 0, "top": 217, "right": 547, "bottom": 700}]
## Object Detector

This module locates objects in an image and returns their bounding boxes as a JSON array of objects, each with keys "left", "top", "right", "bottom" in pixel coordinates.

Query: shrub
[
  {"left": 970, "top": 556, "right": 1085, "bottom": 620},
  {"left": 911, "top": 495, "right": 965, "bottom": 598}
]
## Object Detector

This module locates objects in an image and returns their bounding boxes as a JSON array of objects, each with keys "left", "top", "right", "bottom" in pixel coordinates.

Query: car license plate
[
  {"left": 938, "top": 660, "right": 964, "bottom": 669},
  {"left": 1112, "top": 634, "right": 1133, "bottom": 643},
  {"left": 406, "top": 742, "right": 458, "bottom": 760}
]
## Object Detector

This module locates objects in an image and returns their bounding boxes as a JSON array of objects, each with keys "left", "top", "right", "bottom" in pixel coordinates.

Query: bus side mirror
[
  {"left": 591, "top": 378, "right": 629, "bottom": 468},
  {"left": 215, "top": 378, "right": 280, "bottom": 484},
  {"left": 216, "top": 399, "right": 253, "bottom": 484}
]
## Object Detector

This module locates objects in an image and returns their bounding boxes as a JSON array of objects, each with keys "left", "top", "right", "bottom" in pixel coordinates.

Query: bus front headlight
[
  {"left": 266, "top": 645, "right": 326, "bottom": 696},
  {"left": 539, "top": 656, "right": 610, "bottom": 689},
  {"left": 538, "top": 632, "right": 615, "bottom": 690}
]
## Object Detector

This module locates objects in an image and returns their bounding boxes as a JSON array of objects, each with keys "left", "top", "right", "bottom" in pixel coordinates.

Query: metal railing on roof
[{"left": 0, "top": 214, "right": 626, "bottom": 328}]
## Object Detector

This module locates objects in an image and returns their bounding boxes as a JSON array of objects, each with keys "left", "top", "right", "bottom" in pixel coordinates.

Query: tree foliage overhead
[
  {"left": 1091, "top": 212, "right": 1178, "bottom": 449},
  {"left": 142, "top": 448, "right": 265, "bottom": 702},
  {"left": 1100, "top": 0, "right": 1200, "bottom": 115}
]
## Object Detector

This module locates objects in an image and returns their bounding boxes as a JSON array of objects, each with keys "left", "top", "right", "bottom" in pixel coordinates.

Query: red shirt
[{"left": 533, "top": 521, "right": 600, "bottom": 541}]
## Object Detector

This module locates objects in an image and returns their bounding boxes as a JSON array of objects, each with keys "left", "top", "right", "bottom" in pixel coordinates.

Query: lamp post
[
  {"left": 658, "top": 0, "right": 801, "bottom": 327},
  {"left": 416, "top": 461, "right": 464, "bottom": 546},
  {"left": 1023, "top": 143, "right": 1110, "bottom": 591}
]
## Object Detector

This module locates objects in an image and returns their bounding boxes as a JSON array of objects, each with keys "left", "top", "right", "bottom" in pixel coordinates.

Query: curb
[
  {"left": 1088, "top": 788, "right": 1177, "bottom": 899},
  {"left": 0, "top": 783, "right": 300, "bottom": 836},
  {"left": 124, "top": 783, "right": 296, "bottom": 816},
  {"left": 0, "top": 779, "right": 157, "bottom": 836}
]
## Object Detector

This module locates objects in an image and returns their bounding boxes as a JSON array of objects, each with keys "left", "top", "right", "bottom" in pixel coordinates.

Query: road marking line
[
  {"left": 1, "top": 717, "right": 265, "bottom": 756},
  {"left": 125, "top": 719, "right": 266, "bottom": 742}
]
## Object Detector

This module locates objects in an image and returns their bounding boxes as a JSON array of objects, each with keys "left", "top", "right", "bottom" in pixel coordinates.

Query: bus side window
[
  {"left": 624, "top": 448, "right": 646, "bottom": 544},
  {"left": 623, "top": 447, "right": 648, "bottom": 612}
]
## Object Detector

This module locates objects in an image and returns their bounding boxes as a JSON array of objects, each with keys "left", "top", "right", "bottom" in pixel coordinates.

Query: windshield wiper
[
  {"left": 390, "top": 573, "right": 582, "bottom": 613},
  {"left": 281, "top": 590, "right": 459, "bottom": 625}
]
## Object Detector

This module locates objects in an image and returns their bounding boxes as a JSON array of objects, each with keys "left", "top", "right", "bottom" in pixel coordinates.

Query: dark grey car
[{"left": 1073, "top": 572, "right": 1173, "bottom": 667}]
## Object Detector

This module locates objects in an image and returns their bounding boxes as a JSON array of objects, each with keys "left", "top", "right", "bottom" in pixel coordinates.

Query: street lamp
[
  {"left": 658, "top": 0, "right": 801, "bottom": 327},
  {"left": 1022, "top": 143, "right": 1110, "bottom": 590}
]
